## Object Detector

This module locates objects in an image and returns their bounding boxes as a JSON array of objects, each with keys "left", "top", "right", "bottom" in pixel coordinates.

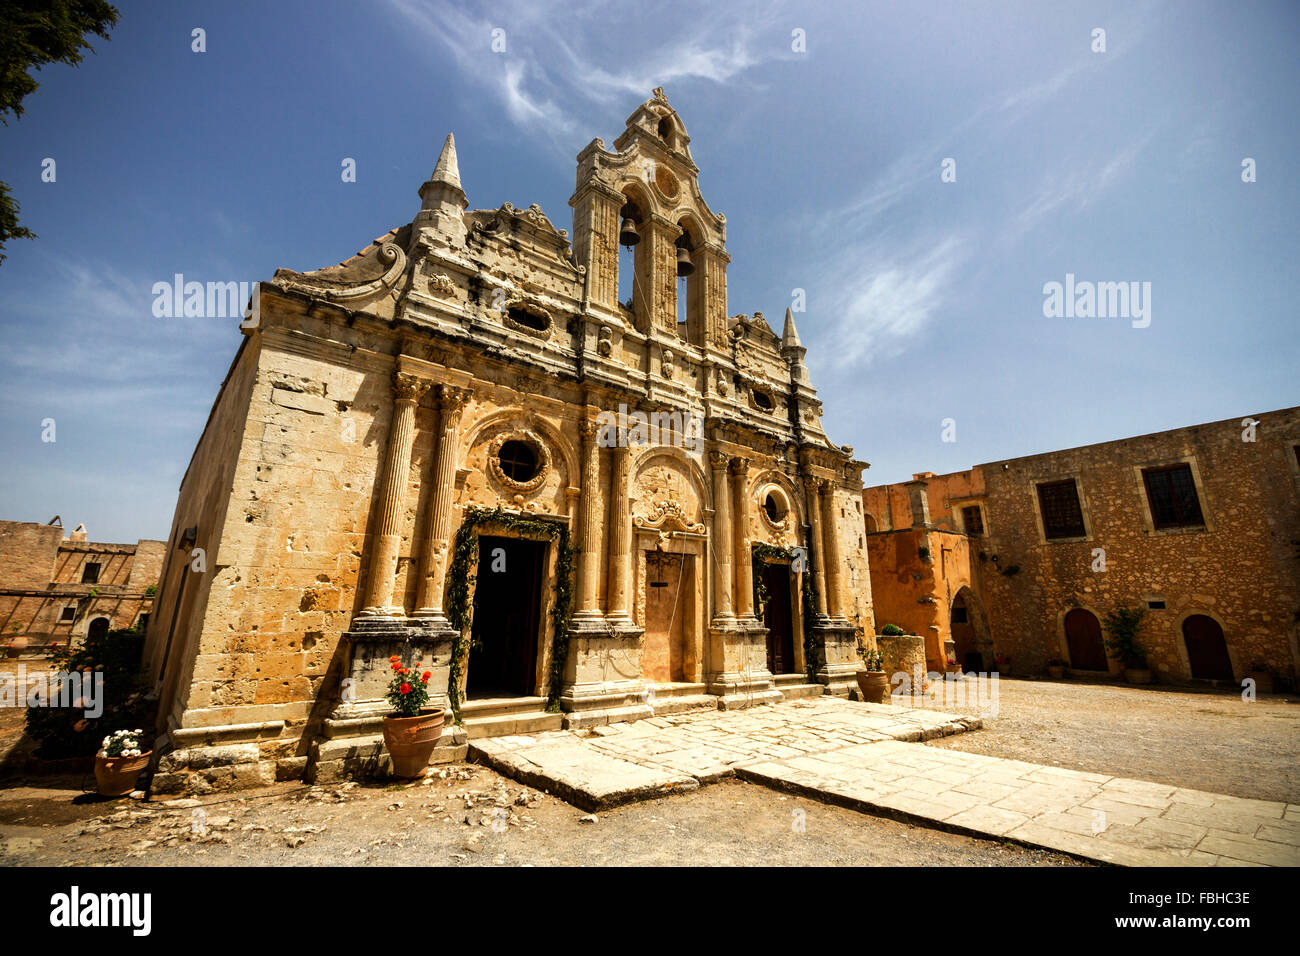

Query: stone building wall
[
  {"left": 863, "top": 407, "right": 1300, "bottom": 684},
  {"left": 0, "top": 519, "right": 161, "bottom": 654}
]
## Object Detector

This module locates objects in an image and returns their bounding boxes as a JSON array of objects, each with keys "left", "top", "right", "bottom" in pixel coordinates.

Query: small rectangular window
[
  {"left": 1147, "top": 600, "right": 1166, "bottom": 610},
  {"left": 1142, "top": 464, "right": 1204, "bottom": 529},
  {"left": 1036, "top": 479, "right": 1086, "bottom": 539},
  {"left": 81, "top": 562, "right": 101, "bottom": 584},
  {"left": 60, "top": 606, "right": 76, "bottom": 622},
  {"left": 961, "top": 505, "right": 984, "bottom": 536}
]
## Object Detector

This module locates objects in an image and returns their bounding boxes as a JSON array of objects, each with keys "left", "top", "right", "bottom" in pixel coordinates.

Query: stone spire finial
[
  {"left": 781, "top": 307, "right": 803, "bottom": 350},
  {"left": 431, "top": 132, "right": 462, "bottom": 190}
]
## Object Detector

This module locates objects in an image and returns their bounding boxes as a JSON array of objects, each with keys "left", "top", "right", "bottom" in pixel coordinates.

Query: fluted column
[
  {"left": 805, "top": 477, "right": 828, "bottom": 619},
  {"left": 605, "top": 443, "right": 632, "bottom": 622},
  {"left": 710, "top": 452, "right": 734, "bottom": 621},
  {"left": 361, "top": 372, "right": 428, "bottom": 616},
  {"left": 820, "top": 480, "right": 845, "bottom": 619},
  {"left": 414, "top": 384, "right": 470, "bottom": 621},
  {"left": 574, "top": 418, "right": 603, "bottom": 620},
  {"left": 731, "top": 457, "right": 755, "bottom": 619}
]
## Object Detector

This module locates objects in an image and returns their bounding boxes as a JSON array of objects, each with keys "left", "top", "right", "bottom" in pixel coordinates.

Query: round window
[
  {"left": 498, "top": 440, "right": 539, "bottom": 483},
  {"left": 763, "top": 492, "right": 786, "bottom": 524}
]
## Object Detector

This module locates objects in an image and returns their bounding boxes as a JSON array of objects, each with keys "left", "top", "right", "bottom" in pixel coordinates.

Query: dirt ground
[
  {"left": 922, "top": 677, "right": 1299, "bottom": 804},
  {"left": 0, "top": 766, "right": 1084, "bottom": 867}
]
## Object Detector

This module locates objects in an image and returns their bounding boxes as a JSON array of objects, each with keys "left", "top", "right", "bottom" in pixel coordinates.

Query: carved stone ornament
[
  {"left": 597, "top": 324, "right": 613, "bottom": 357},
  {"left": 758, "top": 485, "right": 792, "bottom": 535},
  {"left": 393, "top": 372, "right": 431, "bottom": 403},
  {"left": 634, "top": 500, "right": 705, "bottom": 536},
  {"left": 661, "top": 348, "right": 675, "bottom": 379},
  {"left": 486, "top": 430, "right": 551, "bottom": 495},
  {"left": 427, "top": 272, "right": 456, "bottom": 296},
  {"left": 501, "top": 300, "right": 553, "bottom": 340}
]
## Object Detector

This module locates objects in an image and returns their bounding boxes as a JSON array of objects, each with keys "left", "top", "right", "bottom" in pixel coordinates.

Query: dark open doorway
[
  {"left": 762, "top": 562, "right": 796, "bottom": 675},
  {"left": 467, "top": 535, "right": 545, "bottom": 699},
  {"left": 1065, "top": 608, "right": 1108, "bottom": 671},
  {"left": 1183, "top": 614, "right": 1233, "bottom": 681}
]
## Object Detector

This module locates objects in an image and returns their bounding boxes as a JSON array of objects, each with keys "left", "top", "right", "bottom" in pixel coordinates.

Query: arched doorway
[
  {"left": 87, "top": 617, "right": 111, "bottom": 643},
  {"left": 1183, "top": 615, "right": 1233, "bottom": 680},
  {"left": 1064, "top": 609, "right": 1107, "bottom": 671},
  {"left": 950, "top": 587, "right": 993, "bottom": 671},
  {"left": 760, "top": 560, "right": 796, "bottom": 675}
]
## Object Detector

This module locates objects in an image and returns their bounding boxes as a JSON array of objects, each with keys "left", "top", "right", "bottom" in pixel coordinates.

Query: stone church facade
[{"left": 143, "top": 91, "right": 875, "bottom": 792}]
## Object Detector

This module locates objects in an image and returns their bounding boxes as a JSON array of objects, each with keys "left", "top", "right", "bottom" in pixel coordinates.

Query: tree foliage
[{"left": 0, "top": 1, "right": 120, "bottom": 261}]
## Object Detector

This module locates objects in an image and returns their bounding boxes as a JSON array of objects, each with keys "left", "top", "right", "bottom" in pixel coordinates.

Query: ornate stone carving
[
  {"left": 597, "top": 324, "right": 613, "bottom": 357},
  {"left": 393, "top": 371, "right": 430, "bottom": 403},
  {"left": 427, "top": 273, "right": 456, "bottom": 296},
  {"left": 486, "top": 430, "right": 550, "bottom": 495},
  {"left": 634, "top": 500, "right": 705, "bottom": 536},
  {"left": 661, "top": 348, "right": 674, "bottom": 379}
]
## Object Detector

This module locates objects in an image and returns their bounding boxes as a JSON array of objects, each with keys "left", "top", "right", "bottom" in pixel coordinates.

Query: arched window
[{"left": 676, "top": 219, "right": 702, "bottom": 344}]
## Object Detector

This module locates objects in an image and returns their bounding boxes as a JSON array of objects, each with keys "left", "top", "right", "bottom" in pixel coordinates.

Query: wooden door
[
  {"left": 1183, "top": 615, "right": 1233, "bottom": 680},
  {"left": 643, "top": 552, "right": 685, "bottom": 683},
  {"left": 1064, "top": 609, "right": 1107, "bottom": 671},
  {"left": 762, "top": 562, "right": 796, "bottom": 675}
]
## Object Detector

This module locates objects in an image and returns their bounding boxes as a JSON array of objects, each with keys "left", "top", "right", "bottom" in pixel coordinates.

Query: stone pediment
[
  {"left": 469, "top": 203, "right": 572, "bottom": 261},
  {"left": 273, "top": 224, "right": 412, "bottom": 302}
]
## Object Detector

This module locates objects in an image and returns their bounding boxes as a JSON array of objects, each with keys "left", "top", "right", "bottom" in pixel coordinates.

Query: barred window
[
  {"left": 961, "top": 505, "right": 984, "bottom": 536},
  {"left": 1036, "top": 479, "right": 1086, "bottom": 539},
  {"left": 1142, "top": 464, "right": 1204, "bottom": 529}
]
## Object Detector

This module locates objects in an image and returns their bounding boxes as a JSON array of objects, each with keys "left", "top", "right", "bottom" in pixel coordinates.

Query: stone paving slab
[
  {"left": 735, "top": 740, "right": 1300, "bottom": 867},
  {"left": 468, "top": 697, "right": 1297, "bottom": 866}
]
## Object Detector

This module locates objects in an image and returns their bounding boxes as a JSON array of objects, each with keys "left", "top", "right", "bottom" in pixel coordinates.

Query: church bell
[
  {"left": 619, "top": 217, "right": 640, "bottom": 247},
  {"left": 676, "top": 246, "right": 695, "bottom": 277}
]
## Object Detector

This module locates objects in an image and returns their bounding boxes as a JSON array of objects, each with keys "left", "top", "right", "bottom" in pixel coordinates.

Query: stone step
[
  {"left": 771, "top": 673, "right": 811, "bottom": 685},
  {"left": 650, "top": 694, "right": 718, "bottom": 716},
  {"left": 462, "top": 710, "right": 564, "bottom": 739},
  {"left": 776, "top": 682, "right": 824, "bottom": 700},
  {"left": 459, "top": 695, "right": 549, "bottom": 719},
  {"left": 645, "top": 682, "right": 708, "bottom": 699}
]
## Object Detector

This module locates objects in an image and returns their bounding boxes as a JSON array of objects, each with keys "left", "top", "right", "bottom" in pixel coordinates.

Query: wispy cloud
[{"left": 385, "top": 0, "right": 782, "bottom": 148}]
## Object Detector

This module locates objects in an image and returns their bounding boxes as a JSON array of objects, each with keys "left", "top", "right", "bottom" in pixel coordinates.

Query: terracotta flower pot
[
  {"left": 94, "top": 750, "right": 152, "bottom": 797},
  {"left": 382, "top": 707, "right": 446, "bottom": 778},
  {"left": 1046, "top": 665, "right": 1065, "bottom": 679},
  {"left": 855, "top": 670, "right": 890, "bottom": 704},
  {"left": 1124, "top": 667, "right": 1152, "bottom": 685}
]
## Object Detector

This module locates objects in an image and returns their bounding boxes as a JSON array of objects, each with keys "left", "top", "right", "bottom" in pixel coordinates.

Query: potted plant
[
  {"left": 94, "top": 729, "right": 151, "bottom": 797},
  {"left": 381, "top": 655, "right": 445, "bottom": 778},
  {"left": 855, "top": 648, "right": 890, "bottom": 703},
  {"left": 1102, "top": 606, "right": 1151, "bottom": 684},
  {"left": 1246, "top": 661, "right": 1274, "bottom": 695},
  {"left": 1046, "top": 658, "right": 1067, "bottom": 679},
  {"left": 945, "top": 656, "right": 963, "bottom": 678},
  {"left": 994, "top": 653, "right": 1010, "bottom": 675}
]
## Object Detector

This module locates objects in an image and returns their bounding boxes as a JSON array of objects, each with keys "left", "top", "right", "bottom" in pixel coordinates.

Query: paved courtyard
[{"left": 470, "top": 696, "right": 1300, "bottom": 866}]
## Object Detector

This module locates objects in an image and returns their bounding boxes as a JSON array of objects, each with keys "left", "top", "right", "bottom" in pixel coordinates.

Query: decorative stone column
[
  {"left": 731, "top": 457, "right": 755, "bottom": 619},
  {"left": 574, "top": 418, "right": 603, "bottom": 622},
  {"left": 360, "top": 371, "right": 428, "bottom": 617},
  {"left": 605, "top": 443, "right": 632, "bottom": 622},
  {"left": 820, "top": 480, "right": 845, "bottom": 620},
  {"left": 709, "top": 452, "right": 734, "bottom": 621},
  {"left": 805, "top": 477, "right": 828, "bottom": 620},
  {"left": 414, "top": 384, "right": 469, "bottom": 621}
]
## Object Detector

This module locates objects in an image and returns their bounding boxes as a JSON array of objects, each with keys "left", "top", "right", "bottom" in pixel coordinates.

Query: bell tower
[{"left": 569, "top": 88, "right": 729, "bottom": 348}]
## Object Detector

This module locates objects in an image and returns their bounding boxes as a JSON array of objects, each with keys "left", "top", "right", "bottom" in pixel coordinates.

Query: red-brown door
[
  {"left": 762, "top": 562, "right": 796, "bottom": 675},
  {"left": 1183, "top": 615, "right": 1233, "bottom": 680},
  {"left": 1064, "top": 609, "right": 1108, "bottom": 671}
]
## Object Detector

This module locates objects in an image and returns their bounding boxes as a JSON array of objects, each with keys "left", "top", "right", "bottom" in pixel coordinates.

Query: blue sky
[{"left": 0, "top": 0, "right": 1295, "bottom": 542}]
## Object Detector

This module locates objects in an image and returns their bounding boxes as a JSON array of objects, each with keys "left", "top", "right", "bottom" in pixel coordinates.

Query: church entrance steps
[
  {"left": 772, "top": 673, "right": 824, "bottom": 701},
  {"left": 460, "top": 697, "right": 564, "bottom": 739},
  {"left": 645, "top": 682, "right": 717, "bottom": 716}
]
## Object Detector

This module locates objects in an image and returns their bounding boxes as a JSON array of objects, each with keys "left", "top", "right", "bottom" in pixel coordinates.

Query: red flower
[
  {"left": 389, "top": 655, "right": 400, "bottom": 662},
  {"left": 400, "top": 683, "right": 412, "bottom": 694},
  {"left": 391, "top": 662, "right": 401, "bottom": 671},
  {"left": 422, "top": 671, "right": 432, "bottom": 682}
]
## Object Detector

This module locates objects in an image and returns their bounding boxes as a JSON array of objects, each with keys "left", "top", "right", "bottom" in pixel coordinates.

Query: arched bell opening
[{"left": 675, "top": 219, "right": 703, "bottom": 344}]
